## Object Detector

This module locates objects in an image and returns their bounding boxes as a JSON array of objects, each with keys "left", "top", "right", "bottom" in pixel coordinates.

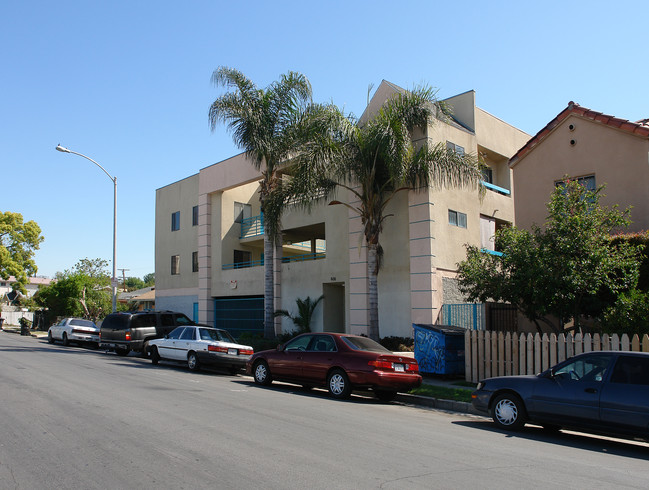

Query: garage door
[{"left": 213, "top": 296, "right": 264, "bottom": 338}]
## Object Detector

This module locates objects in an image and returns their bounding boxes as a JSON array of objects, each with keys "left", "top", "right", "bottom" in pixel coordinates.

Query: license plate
[
  {"left": 394, "top": 364, "right": 405, "bottom": 372},
  {"left": 228, "top": 348, "right": 238, "bottom": 355}
]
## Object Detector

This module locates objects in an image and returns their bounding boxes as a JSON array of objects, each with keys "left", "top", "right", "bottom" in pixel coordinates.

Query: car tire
[
  {"left": 327, "top": 369, "right": 352, "bottom": 399},
  {"left": 62, "top": 333, "right": 70, "bottom": 346},
  {"left": 150, "top": 346, "right": 160, "bottom": 365},
  {"left": 47, "top": 331, "right": 55, "bottom": 344},
  {"left": 115, "top": 346, "right": 130, "bottom": 357},
  {"left": 253, "top": 360, "right": 272, "bottom": 386},
  {"left": 375, "top": 390, "right": 397, "bottom": 402},
  {"left": 141, "top": 341, "right": 150, "bottom": 359},
  {"left": 187, "top": 352, "right": 201, "bottom": 372},
  {"left": 491, "top": 393, "right": 527, "bottom": 430}
]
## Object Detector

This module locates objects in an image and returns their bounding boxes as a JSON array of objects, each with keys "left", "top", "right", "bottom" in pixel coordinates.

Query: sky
[{"left": 2, "top": 0, "right": 648, "bottom": 280}]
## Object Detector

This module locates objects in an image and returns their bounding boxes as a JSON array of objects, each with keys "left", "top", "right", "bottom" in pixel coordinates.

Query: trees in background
[{"left": 0, "top": 211, "right": 43, "bottom": 292}]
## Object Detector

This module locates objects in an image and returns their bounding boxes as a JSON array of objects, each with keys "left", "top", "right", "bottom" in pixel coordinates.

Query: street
[{"left": 1, "top": 331, "right": 648, "bottom": 489}]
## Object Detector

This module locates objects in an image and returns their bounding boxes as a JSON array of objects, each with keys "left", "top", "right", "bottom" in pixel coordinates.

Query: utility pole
[{"left": 118, "top": 268, "right": 129, "bottom": 291}]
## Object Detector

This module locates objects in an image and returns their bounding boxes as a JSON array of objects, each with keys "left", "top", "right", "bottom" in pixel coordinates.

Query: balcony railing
[
  {"left": 222, "top": 258, "right": 265, "bottom": 270},
  {"left": 222, "top": 252, "right": 326, "bottom": 270},
  {"left": 481, "top": 248, "right": 504, "bottom": 257},
  {"left": 240, "top": 214, "right": 264, "bottom": 239},
  {"left": 481, "top": 181, "right": 510, "bottom": 196}
]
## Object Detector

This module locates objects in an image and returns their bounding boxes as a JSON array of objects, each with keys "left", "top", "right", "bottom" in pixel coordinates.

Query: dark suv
[{"left": 99, "top": 310, "right": 195, "bottom": 356}]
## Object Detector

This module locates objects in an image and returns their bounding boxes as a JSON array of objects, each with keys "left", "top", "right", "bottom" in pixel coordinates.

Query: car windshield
[
  {"left": 174, "top": 314, "right": 194, "bottom": 326},
  {"left": 341, "top": 336, "right": 391, "bottom": 353},
  {"left": 199, "top": 328, "right": 236, "bottom": 343}
]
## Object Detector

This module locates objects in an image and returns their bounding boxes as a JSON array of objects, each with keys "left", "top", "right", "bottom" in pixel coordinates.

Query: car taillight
[
  {"left": 406, "top": 362, "right": 419, "bottom": 373},
  {"left": 368, "top": 360, "right": 394, "bottom": 370},
  {"left": 208, "top": 345, "right": 229, "bottom": 353},
  {"left": 99, "top": 332, "right": 102, "bottom": 340},
  {"left": 239, "top": 349, "right": 254, "bottom": 356},
  {"left": 125, "top": 331, "right": 131, "bottom": 341}
]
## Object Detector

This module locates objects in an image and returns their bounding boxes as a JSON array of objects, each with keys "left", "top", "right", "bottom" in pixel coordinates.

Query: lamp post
[{"left": 55, "top": 144, "right": 118, "bottom": 312}]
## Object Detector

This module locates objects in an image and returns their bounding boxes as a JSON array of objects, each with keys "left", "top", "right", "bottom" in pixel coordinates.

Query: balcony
[
  {"left": 481, "top": 181, "right": 510, "bottom": 196},
  {"left": 240, "top": 215, "right": 264, "bottom": 239},
  {"left": 222, "top": 251, "right": 326, "bottom": 270}
]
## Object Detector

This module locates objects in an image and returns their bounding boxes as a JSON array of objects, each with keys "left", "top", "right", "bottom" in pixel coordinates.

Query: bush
[
  {"left": 379, "top": 336, "right": 414, "bottom": 352},
  {"left": 601, "top": 289, "right": 649, "bottom": 336}
]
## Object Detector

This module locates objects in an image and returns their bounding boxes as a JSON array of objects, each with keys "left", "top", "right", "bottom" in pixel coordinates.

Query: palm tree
[
  {"left": 274, "top": 295, "right": 324, "bottom": 334},
  {"left": 286, "top": 85, "right": 482, "bottom": 341},
  {"left": 208, "top": 67, "right": 312, "bottom": 339}
]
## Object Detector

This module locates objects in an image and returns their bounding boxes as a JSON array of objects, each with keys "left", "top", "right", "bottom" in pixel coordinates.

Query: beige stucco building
[
  {"left": 510, "top": 102, "right": 649, "bottom": 231},
  {"left": 155, "top": 82, "right": 529, "bottom": 338}
]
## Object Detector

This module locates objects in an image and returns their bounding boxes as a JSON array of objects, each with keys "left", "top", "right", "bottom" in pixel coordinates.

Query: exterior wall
[
  {"left": 512, "top": 114, "right": 649, "bottom": 231},
  {"left": 155, "top": 291, "right": 198, "bottom": 319}
]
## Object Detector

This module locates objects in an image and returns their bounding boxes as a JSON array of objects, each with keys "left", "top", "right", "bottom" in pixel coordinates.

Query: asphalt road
[{"left": 1, "top": 331, "right": 649, "bottom": 489}]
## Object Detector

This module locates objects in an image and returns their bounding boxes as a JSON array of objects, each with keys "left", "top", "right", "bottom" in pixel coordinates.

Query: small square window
[
  {"left": 192, "top": 206, "right": 199, "bottom": 226},
  {"left": 446, "top": 141, "right": 465, "bottom": 157},
  {"left": 449, "top": 209, "right": 467, "bottom": 228},
  {"left": 171, "top": 211, "right": 180, "bottom": 231},
  {"left": 171, "top": 255, "right": 180, "bottom": 275},
  {"left": 234, "top": 202, "right": 252, "bottom": 224},
  {"left": 192, "top": 251, "right": 199, "bottom": 272}
]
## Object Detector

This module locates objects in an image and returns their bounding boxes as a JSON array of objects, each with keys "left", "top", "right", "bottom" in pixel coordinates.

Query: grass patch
[{"left": 408, "top": 384, "right": 473, "bottom": 403}]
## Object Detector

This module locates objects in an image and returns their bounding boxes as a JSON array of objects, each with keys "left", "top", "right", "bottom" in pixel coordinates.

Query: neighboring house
[
  {"left": 118, "top": 287, "right": 155, "bottom": 311},
  {"left": 0, "top": 276, "right": 51, "bottom": 305},
  {"left": 510, "top": 102, "right": 649, "bottom": 231},
  {"left": 155, "top": 81, "right": 530, "bottom": 338}
]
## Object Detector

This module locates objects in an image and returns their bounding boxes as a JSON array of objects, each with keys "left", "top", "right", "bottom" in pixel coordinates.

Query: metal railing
[
  {"left": 240, "top": 215, "right": 264, "bottom": 239},
  {"left": 282, "top": 252, "right": 326, "bottom": 263},
  {"left": 481, "top": 181, "right": 511, "bottom": 196}
]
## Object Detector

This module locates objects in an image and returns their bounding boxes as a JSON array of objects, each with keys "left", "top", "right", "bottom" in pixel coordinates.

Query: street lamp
[{"left": 55, "top": 144, "right": 118, "bottom": 313}]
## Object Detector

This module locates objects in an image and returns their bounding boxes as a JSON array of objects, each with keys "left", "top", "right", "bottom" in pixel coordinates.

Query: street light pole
[{"left": 55, "top": 144, "right": 118, "bottom": 312}]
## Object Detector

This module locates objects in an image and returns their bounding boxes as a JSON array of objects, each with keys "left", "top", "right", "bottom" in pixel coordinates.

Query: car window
[
  {"left": 610, "top": 356, "right": 649, "bottom": 385},
  {"left": 69, "top": 319, "right": 96, "bottom": 328},
  {"left": 554, "top": 354, "right": 612, "bottom": 382},
  {"left": 101, "top": 315, "right": 130, "bottom": 330},
  {"left": 285, "top": 335, "right": 313, "bottom": 352},
  {"left": 167, "top": 327, "right": 185, "bottom": 339},
  {"left": 179, "top": 327, "right": 196, "bottom": 340},
  {"left": 131, "top": 314, "right": 157, "bottom": 329},
  {"left": 199, "top": 328, "right": 236, "bottom": 343},
  {"left": 341, "top": 336, "right": 391, "bottom": 353},
  {"left": 160, "top": 314, "right": 175, "bottom": 327},
  {"left": 174, "top": 314, "right": 194, "bottom": 326},
  {"left": 309, "top": 335, "right": 337, "bottom": 352}
]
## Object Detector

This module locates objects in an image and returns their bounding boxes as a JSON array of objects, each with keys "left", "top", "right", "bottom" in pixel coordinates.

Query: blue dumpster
[{"left": 413, "top": 323, "right": 465, "bottom": 375}]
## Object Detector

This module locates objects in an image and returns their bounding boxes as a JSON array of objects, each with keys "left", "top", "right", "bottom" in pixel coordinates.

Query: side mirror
[{"left": 276, "top": 344, "right": 284, "bottom": 352}]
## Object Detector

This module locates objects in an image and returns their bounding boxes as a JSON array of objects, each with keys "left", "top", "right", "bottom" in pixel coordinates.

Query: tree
[
  {"left": 143, "top": 273, "right": 155, "bottom": 286},
  {"left": 284, "top": 87, "right": 481, "bottom": 341},
  {"left": 35, "top": 258, "right": 113, "bottom": 323},
  {"left": 0, "top": 211, "right": 44, "bottom": 292},
  {"left": 208, "top": 67, "right": 313, "bottom": 339},
  {"left": 125, "top": 277, "right": 146, "bottom": 291},
  {"left": 274, "top": 295, "right": 324, "bottom": 334},
  {"left": 458, "top": 180, "right": 641, "bottom": 332}
]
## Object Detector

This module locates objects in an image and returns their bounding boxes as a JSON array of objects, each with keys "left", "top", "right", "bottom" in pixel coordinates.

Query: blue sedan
[{"left": 472, "top": 351, "right": 649, "bottom": 440}]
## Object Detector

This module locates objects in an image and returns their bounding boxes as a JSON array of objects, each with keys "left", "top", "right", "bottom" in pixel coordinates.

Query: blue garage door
[{"left": 213, "top": 296, "right": 264, "bottom": 339}]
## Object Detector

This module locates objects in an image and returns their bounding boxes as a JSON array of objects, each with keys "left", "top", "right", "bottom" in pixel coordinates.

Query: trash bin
[
  {"left": 0, "top": 318, "right": 4, "bottom": 329},
  {"left": 413, "top": 323, "right": 466, "bottom": 375}
]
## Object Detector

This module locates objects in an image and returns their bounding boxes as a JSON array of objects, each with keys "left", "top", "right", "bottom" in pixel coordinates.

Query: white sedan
[
  {"left": 148, "top": 325, "right": 254, "bottom": 373},
  {"left": 48, "top": 318, "right": 100, "bottom": 348}
]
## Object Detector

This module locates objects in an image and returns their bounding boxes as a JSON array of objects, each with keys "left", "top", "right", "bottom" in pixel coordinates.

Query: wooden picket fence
[{"left": 464, "top": 330, "right": 649, "bottom": 383}]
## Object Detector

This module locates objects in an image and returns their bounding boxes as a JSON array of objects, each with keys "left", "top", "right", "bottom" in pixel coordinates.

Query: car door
[
  {"left": 301, "top": 335, "right": 338, "bottom": 383},
  {"left": 599, "top": 355, "right": 649, "bottom": 435},
  {"left": 157, "top": 327, "right": 185, "bottom": 360},
  {"left": 530, "top": 353, "right": 613, "bottom": 425},
  {"left": 270, "top": 334, "right": 314, "bottom": 380},
  {"left": 176, "top": 326, "right": 197, "bottom": 360},
  {"left": 51, "top": 319, "right": 65, "bottom": 340}
]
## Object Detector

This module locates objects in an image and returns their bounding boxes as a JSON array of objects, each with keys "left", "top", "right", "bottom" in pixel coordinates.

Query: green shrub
[
  {"left": 601, "top": 288, "right": 649, "bottom": 336},
  {"left": 379, "top": 336, "right": 414, "bottom": 352}
]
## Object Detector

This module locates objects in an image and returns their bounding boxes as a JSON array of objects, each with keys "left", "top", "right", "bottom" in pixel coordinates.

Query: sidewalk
[{"left": 1, "top": 326, "right": 48, "bottom": 338}]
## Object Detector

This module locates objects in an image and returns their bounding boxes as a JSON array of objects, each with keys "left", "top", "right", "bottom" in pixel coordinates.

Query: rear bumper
[
  {"left": 70, "top": 333, "right": 99, "bottom": 343},
  {"left": 350, "top": 370, "right": 423, "bottom": 392},
  {"left": 197, "top": 351, "right": 251, "bottom": 369}
]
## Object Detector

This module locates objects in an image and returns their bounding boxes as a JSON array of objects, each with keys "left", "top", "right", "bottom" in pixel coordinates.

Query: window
[
  {"left": 234, "top": 202, "right": 252, "bottom": 224},
  {"left": 482, "top": 167, "right": 493, "bottom": 184},
  {"left": 171, "top": 255, "right": 180, "bottom": 275},
  {"left": 446, "top": 141, "right": 465, "bottom": 157},
  {"left": 610, "top": 356, "right": 649, "bottom": 385},
  {"left": 555, "top": 175, "right": 596, "bottom": 191},
  {"left": 167, "top": 327, "right": 184, "bottom": 339},
  {"left": 180, "top": 327, "right": 196, "bottom": 340},
  {"left": 192, "top": 251, "right": 199, "bottom": 272},
  {"left": 192, "top": 205, "right": 199, "bottom": 226},
  {"left": 234, "top": 250, "right": 251, "bottom": 266},
  {"left": 171, "top": 211, "right": 180, "bottom": 231},
  {"left": 554, "top": 354, "right": 612, "bottom": 382},
  {"left": 285, "top": 334, "right": 313, "bottom": 352},
  {"left": 448, "top": 209, "right": 467, "bottom": 228}
]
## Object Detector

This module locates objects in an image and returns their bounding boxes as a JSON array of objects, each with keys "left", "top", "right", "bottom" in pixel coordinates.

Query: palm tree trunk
[
  {"left": 263, "top": 224, "right": 275, "bottom": 339},
  {"left": 367, "top": 243, "right": 380, "bottom": 342}
]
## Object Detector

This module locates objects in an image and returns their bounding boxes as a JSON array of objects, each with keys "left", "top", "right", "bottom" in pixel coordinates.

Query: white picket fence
[
  {"left": 0, "top": 311, "right": 34, "bottom": 327},
  {"left": 464, "top": 330, "right": 649, "bottom": 383}
]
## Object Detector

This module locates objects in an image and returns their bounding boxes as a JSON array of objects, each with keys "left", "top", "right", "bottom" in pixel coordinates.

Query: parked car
[
  {"left": 471, "top": 351, "right": 649, "bottom": 441},
  {"left": 99, "top": 310, "right": 195, "bottom": 356},
  {"left": 246, "top": 332, "right": 422, "bottom": 400},
  {"left": 48, "top": 318, "right": 99, "bottom": 348},
  {"left": 148, "top": 325, "right": 253, "bottom": 373}
]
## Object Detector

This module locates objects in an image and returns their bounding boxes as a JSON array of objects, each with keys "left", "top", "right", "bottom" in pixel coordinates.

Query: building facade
[{"left": 155, "top": 82, "right": 529, "bottom": 338}]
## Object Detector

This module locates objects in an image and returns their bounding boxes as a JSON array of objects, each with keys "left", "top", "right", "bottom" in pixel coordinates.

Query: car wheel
[
  {"left": 150, "top": 346, "right": 160, "bottom": 365},
  {"left": 47, "top": 331, "right": 55, "bottom": 344},
  {"left": 253, "top": 360, "right": 272, "bottom": 386},
  {"left": 327, "top": 369, "right": 351, "bottom": 399},
  {"left": 141, "top": 341, "right": 150, "bottom": 359},
  {"left": 115, "top": 346, "right": 130, "bottom": 357},
  {"left": 187, "top": 352, "right": 201, "bottom": 372},
  {"left": 375, "top": 390, "right": 397, "bottom": 402},
  {"left": 62, "top": 333, "right": 70, "bottom": 346},
  {"left": 492, "top": 393, "right": 527, "bottom": 430}
]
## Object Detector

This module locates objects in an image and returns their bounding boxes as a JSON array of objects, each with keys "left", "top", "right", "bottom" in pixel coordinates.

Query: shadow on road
[{"left": 453, "top": 419, "right": 649, "bottom": 460}]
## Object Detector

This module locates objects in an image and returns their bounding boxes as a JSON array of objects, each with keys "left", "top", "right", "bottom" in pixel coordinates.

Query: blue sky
[{"left": 2, "top": 0, "right": 648, "bottom": 280}]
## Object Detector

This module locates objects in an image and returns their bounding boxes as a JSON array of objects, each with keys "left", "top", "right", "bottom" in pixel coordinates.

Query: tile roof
[{"left": 509, "top": 102, "right": 649, "bottom": 167}]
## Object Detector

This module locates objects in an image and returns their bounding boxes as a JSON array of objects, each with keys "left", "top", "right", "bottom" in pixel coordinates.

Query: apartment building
[
  {"left": 510, "top": 102, "right": 649, "bottom": 231},
  {"left": 155, "top": 81, "right": 530, "bottom": 338}
]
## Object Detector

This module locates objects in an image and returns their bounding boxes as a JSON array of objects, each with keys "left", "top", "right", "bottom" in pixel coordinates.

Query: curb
[
  {"left": 1, "top": 327, "right": 45, "bottom": 338},
  {"left": 396, "top": 393, "right": 483, "bottom": 415}
]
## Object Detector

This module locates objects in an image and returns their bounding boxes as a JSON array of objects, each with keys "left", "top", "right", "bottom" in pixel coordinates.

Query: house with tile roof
[{"left": 510, "top": 102, "right": 649, "bottom": 231}]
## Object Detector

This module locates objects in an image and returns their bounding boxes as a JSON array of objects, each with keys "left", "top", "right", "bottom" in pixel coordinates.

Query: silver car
[{"left": 48, "top": 318, "right": 100, "bottom": 348}]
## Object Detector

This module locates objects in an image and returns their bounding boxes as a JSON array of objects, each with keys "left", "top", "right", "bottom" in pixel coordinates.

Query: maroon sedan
[{"left": 246, "top": 332, "right": 422, "bottom": 400}]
